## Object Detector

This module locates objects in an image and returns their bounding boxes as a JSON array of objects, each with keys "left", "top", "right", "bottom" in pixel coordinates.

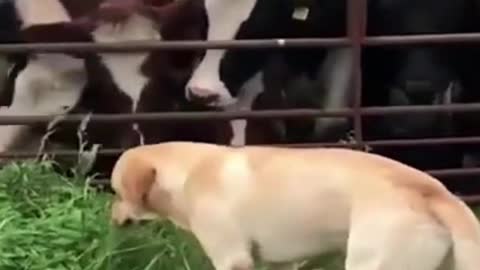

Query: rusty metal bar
[
  {"left": 0, "top": 0, "right": 479, "bottom": 202},
  {"left": 1, "top": 103, "right": 480, "bottom": 125},
  {"left": 82, "top": 168, "right": 480, "bottom": 181},
  {"left": 86, "top": 178, "right": 480, "bottom": 205},
  {"left": 270, "top": 136, "right": 480, "bottom": 148},
  {"left": 4, "top": 136, "right": 480, "bottom": 158},
  {"left": 364, "top": 33, "right": 480, "bottom": 46},
  {"left": 0, "top": 38, "right": 350, "bottom": 53},
  {"left": 84, "top": 177, "right": 480, "bottom": 205},
  {"left": 0, "top": 149, "right": 122, "bottom": 158},
  {"left": 347, "top": 0, "right": 367, "bottom": 148},
  {"left": 460, "top": 195, "right": 480, "bottom": 205},
  {"left": 427, "top": 168, "right": 480, "bottom": 177},
  {"left": 0, "top": 109, "right": 353, "bottom": 124},
  {"left": 367, "top": 136, "right": 480, "bottom": 146},
  {"left": 1, "top": 32, "right": 480, "bottom": 53},
  {"left": 360, "top": 103, "right": 480, "bottom": 115}
]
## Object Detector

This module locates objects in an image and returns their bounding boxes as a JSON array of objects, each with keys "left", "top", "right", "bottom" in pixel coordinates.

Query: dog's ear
[
  {"left": 120, "top": 157, "right": 157, "bottom": 207},
  {"left": 110, "top": 153, "right": 160, "bottom": 225}
]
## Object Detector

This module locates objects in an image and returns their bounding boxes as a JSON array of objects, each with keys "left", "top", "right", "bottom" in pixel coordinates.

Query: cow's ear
[
  {"left": 138, "top": 0, "right": 187, "bottom": 24},
  {"left": 20, "top": 21, "right": 94, "bottom": 44},
  {"left": 94, "top": 0, "right": 174, "bottom": 23},
  {"left": 141, "top": 0, "right": 206, "bottom": 40},
  {"left": 20, "top": 20, "right": 95, "bottom": 58}
]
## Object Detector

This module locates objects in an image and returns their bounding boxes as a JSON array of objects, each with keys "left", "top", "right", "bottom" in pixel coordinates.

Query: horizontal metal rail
[
  {"left": 1, "top": 0, "right": 480, "bottom": 201},
  {"left": 0, "top": 103, "right": 479, "bottom": 125},
  {"left": 3, "top": 136, "right": 480, "bottom": 158},
  {"left": 0, "top": 32, "right": 480, "bottom": 53},
  {"left": 85, "top": 177, "right": 480, "bottom": 205},
  {"left": 459, "top": 195, "right": 480, "bottom": 205},
  {"left": 82, "top": 168, "right": 480, "bottom": 182}
]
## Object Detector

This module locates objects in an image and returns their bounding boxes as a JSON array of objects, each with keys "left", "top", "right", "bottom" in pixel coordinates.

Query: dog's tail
[{"left": 428, "top": 191, "right": 480, "bottom": 270}]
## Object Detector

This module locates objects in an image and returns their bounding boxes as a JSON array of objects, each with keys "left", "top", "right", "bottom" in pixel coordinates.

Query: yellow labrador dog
[{"left": 110, "top": 141, "right": 480, "bottom": 270}]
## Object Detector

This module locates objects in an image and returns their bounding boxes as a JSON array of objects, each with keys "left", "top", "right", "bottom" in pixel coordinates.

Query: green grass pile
[{"left": 0, "top": 161, "right": 212, "bottom": 270}]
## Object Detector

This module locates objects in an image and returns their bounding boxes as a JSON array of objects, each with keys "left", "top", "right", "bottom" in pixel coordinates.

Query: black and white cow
[
  {"left": 362, "top": 0, "right": 480, "bottom": 194},
  {"left": 179, "top": 0, "right": 480, "bottom": 193},
  {"left": 183, "top": 0, "right": 353, "bottom": 144},
  {"left": 0, "top": 0, "right": 233, "bottom": 177},
  {"left": 0, "top": 0, "right": 22, "bottom": 106},
  {"left": 0, "top": 0, "right": 21, "bottom": 44}
]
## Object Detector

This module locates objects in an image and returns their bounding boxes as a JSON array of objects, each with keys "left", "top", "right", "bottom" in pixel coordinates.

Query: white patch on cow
[
  {"left": 225, "top": 71, "right": 264, "bottom": 146},
  {"left": 313, "top": 48, "right": 354, "bottom": 136},
  {"left": 133, "top": 123, "right": 145, "bottom": 145},
  {"left": 0, "top": 54, "right": 86, "bottom": 152},
  {"left": 92, "top": 13, "right": 160, "bottom": 145},
  {"left": 15, "top": 0, "right": 71, "bottom": 28},
  {"left": 443, "top": 81, "right": 454, "bottom": 105},
  {"left": 6, "top": 61, "right": 15, "bottom": 81},
  {"left": 186, "top": 0, "right": 257, "bottom": 107},
  {"left": 93, "top": 13, "right": 161, "bottom": 112}
]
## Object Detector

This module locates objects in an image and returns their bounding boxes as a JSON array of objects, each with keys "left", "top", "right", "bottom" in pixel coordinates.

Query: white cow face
[
  {"left": 0, "top": 53, "right": 87, "bottom": 152},
  {"left": 185, "top": 0, "right": 258, "bottom": 107},
  {"left": 0, "top": 19, "right": 94, "bottom": 153}
]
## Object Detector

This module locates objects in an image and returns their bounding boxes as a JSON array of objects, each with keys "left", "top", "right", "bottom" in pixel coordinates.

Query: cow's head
[
  {"left": 91, "top": 0, "right": 233, "bottom": 145},
  {"left": 366, "top": 0, "right": 473, "bottom": 138},
  {"left": 0, "top": 0, "right": 97, "bottom": 153},
  {"left": 183, "top": 0, "right": 348, "bottom": 108},
  {"left": 0, "top": 22, "right": 96, "bottom": 150},
  {"left": 183, "top": 0, "right": 296, "bottom": 107},
  {"left": 384, "top": 46, "right": 461, "bottom": 138}
]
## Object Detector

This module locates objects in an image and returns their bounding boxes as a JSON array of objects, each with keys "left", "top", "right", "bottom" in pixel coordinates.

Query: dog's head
[
  {"left": 109, "top": 145, "right": 195, "bottom": 229},
  {"left": 110, "top": 150, "right": 166, "bottom": 226}
]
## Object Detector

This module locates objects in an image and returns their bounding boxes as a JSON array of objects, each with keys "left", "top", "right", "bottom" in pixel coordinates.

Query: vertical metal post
[{"left": 347, "top": 0, "right": 367, "bottom": 149}]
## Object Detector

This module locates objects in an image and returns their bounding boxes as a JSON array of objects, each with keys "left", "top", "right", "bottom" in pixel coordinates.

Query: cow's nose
[{"left": 186, "top": 87, "right": 220, "bottom": 104}]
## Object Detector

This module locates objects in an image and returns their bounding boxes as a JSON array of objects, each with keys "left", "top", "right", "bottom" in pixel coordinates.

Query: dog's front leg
[{"left": 189, "top": 202, "right": 254, "bottom": 270}]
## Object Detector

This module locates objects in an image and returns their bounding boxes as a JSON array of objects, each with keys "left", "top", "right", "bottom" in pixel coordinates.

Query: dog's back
[{"left": 111, "top": 142, "right": 480, "bottom": 270}]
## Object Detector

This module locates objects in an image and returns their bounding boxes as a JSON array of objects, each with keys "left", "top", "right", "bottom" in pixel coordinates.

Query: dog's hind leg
[{"left": 344, "top": 205, "right": 451, "bottom": 270}]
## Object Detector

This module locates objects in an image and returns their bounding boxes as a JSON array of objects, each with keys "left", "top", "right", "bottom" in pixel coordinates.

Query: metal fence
[{"left": 1, "top": 0, "right": 480, "bottom": 203}]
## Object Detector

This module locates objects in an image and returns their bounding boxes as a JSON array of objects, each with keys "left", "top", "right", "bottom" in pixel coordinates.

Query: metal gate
[{"left": 1, "top": 0, "right": 480, "bottom": 203}]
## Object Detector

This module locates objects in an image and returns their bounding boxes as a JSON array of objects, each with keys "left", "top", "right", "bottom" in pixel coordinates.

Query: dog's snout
[
  {"left": 122, "top": 218, "right": 134, "bottom": 226},
  {"left": 113, "top": 216, "right": 153, "bottom": 227}
]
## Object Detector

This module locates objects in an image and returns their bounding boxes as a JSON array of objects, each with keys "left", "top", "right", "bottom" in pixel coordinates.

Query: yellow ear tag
[{"left": 292, "top": 6, "right": 310, "bottom": 21}]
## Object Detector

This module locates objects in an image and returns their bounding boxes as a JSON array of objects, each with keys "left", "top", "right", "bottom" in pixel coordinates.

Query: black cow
[
  {"left": 363, "top": 0, "right": 480, "bottom": 194},
  {"left": 182, "top": 0, "right": 352, "bottom": 144}
]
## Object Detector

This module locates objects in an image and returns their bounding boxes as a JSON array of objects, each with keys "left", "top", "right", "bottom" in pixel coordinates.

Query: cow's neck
[
  {"left": 92, "top": 13, "right": 161, "bottom": 112},
  {"left": 92, "top": 13, "right": 161, "bottom": 146}
]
